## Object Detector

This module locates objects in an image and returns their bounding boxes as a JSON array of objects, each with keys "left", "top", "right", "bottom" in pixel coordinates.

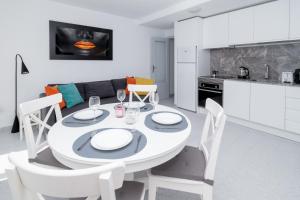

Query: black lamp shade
[
  {"left": 11, "top": 54, "right": 30, "bottom": 133},
  {"left": 21, "top": 61, "right": 29, "bottom": 74}
]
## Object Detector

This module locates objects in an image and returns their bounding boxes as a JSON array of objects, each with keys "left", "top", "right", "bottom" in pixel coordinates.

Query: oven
[{"left": 198, "top": 79, "right": 223, "bottom": 107}]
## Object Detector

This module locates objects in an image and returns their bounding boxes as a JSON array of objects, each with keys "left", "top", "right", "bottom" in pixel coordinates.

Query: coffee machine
[{"left": 294, "top": 69, "right": 300, "bottom": 84}]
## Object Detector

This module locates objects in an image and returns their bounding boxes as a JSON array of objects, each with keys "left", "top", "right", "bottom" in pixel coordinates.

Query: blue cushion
[{"left": 58, "top": 83, "right": 84, "bottom": 108}]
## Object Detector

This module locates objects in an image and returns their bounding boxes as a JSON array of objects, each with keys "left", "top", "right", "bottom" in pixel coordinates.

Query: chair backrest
[
  {"left": 200, "top": 98, "right": 226, "bottom": 181},
  {"left": 5, "top": 152, "right": 125, "bottom": 200},
  {"left": 128, "top": 84, "right": 157, "bottom": 103},
  {"left": 19, "top": 94, "right": 63, "bottom": 160}
]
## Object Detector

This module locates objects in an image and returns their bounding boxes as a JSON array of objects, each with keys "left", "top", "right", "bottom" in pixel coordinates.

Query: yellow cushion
[{"left": 135, "top": 77, "right": 155, "bottom": 95}]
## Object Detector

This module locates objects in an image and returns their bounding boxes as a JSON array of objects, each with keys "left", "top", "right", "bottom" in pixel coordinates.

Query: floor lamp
[{"left": 11, "top": 54, "right": 29, "bottom": 133}]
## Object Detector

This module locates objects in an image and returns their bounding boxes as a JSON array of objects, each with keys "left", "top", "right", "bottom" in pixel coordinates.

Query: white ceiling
[
  {"left": 50, "top": 0, "right": 276, "bottom": 29},
  {"left": 50, "top": 0, "right": 189, "bottom": 18},
  {"left": 143, "top": 0, "right": 275, "bottom": 29}
]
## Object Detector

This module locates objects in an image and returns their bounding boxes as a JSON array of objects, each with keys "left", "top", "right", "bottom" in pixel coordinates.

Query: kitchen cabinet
[
  {"left": 174, "top": 17, "right": 202, "bottom": 47},
  {"left": 229, "top": 7, "right": 254, "bottom": 45},
  {"left": 203, "top": 13, "right": 229, "bottom": 49},
  {"left": 253, "top": 0, "right": 289, "bottom": 43},
  {"left": 290, "top": 0, "right": 300, "bottom": 40},
  {"left": 224, "top": 80, "right": 251, "bottom": 120},
  {"left": 285, "top": 86, "right": 300, "bottom": 134},
  {"left": 250, "top": 83, "right": 285, "bottom": 129}
]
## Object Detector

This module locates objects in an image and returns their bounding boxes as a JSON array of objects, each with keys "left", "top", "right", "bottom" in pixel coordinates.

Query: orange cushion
[
  {"left": 135, "top": 77, "right": 155, "bottom": 95},
  {"left": 126, "top": 77, "right": 136, "bottom": 95},
  {"left": 44, "top": 86, "right": 66, "bottom": 109}
]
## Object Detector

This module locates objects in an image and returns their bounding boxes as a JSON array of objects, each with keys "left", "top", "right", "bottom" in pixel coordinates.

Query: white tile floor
[{"left": 1, "top": 98, "right": 300, "bottom": 200}]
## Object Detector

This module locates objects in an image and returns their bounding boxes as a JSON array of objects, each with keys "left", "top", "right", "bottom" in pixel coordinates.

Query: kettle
[{"left": 238, "top": 66, "right": 249, "bottom": 79}]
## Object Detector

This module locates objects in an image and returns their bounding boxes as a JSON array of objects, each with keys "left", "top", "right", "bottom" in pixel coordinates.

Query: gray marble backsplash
[{"left": 210, "top": 43, "right": 300, "bottom": 81}]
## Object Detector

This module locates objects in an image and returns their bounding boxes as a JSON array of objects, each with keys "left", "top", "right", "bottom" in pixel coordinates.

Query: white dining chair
[
  {"left": 19, "top": 93, "right": 66, "bottom": 169},
  {"left": 148, "top": 98, "right": 227, "bottom": 200},
  {"left": 128, "top": 84, "right": 157, "bottom": 103},
  {"left": 5, "top": 151, "right": 145, "bottom": 200}
]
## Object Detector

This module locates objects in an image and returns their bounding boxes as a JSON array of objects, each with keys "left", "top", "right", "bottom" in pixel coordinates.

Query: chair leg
[
  {"left": 148, "top": 180, "right": 157, "bottom": 200},
  {"left": 19, "top": 121, "right": 23, "bottom": 141},
  {"left": 202, "top": 186, "right": 213, "bottom": 200}
]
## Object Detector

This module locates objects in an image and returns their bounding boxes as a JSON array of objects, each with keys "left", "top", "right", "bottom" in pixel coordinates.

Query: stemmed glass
[
  {"left": 89, "top": 96, "right": 101, "bottom": 121},
  {"left": 117, "top": 89, "right": 126, "bottom": 105},
  {"left": 149, "top": 92, "right": 159, "bottom": 110}
]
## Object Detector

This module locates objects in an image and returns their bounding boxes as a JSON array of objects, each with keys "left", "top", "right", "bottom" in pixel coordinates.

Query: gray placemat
[
  {"left": 144, "top": 111, "right": 188, "bottom": 133},
  {"left": 62, "top": 109, "right": 110, "bottom": 127},
  {"left": 73, "top": 128, "right": 147, "bottom": 159}
]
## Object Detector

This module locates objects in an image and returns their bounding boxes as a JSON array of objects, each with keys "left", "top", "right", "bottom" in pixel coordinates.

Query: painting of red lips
[{"left": 50, "top": 21, "right": 113, "bottom": 60}]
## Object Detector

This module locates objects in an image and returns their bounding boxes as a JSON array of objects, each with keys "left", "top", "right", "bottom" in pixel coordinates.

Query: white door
[
  {"left": 290, "top": 0, "right": 300, "bottom": 40},
  {"left": 203, "top": 13, "right": 229, "bottom": 49},
  {"left": 177, "top": 63, "right": 197, "bottom": 112},
  {"left": 229, "top": 7, "right": 254, "bottom": 45},
  {"left": 250, "top": 83, "right": 285, "bottom": 129},
  {"left": 177, "top": 46, "right": 196, "bottom": 63},
  {"left": 151, "top": 38, "right": 169, "bottom": 100},
  {"left": 224, "top": 80, "right": 251, "bottom": 120},
  {"left": 253, "top": 0, "right": 289, "bottom": 43}
]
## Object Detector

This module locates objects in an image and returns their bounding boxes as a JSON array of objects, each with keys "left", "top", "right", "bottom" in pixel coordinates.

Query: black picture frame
[{"left": 49, "top": 21, "right": 113, "bottom": 60}]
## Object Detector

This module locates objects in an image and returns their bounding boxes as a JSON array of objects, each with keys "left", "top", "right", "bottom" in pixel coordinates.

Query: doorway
[{"left": 151, "top": 38, "right": 174, "bottom": 100}]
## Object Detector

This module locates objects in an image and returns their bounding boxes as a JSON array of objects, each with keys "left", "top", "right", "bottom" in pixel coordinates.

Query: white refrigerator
[{"left": 176, "top": 46, "right": 198, "bottom": 112}]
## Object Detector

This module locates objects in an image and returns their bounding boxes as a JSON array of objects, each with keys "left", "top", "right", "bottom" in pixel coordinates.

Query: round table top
[{"left": 47, "top": 103, "right": 191, "bottom": 173}]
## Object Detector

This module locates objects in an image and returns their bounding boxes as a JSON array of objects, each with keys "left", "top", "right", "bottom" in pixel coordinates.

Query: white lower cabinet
[
  {"left": 225, "top": 81, "right": 300, "bottom": 136},
  {"left": 250, "top": 83, "right": 285, "bottom": 129},
  {"left": 224, "top": 80, "right": 250, "bottom": 120},
  {"left": 285, "top": 86, "right": 300, "bottom": 135}
]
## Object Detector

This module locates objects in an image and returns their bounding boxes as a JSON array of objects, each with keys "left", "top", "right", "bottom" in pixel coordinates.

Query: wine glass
[
  {"left": 89, "top": 96, "right": 101, "bottom": 121},
  {"left": 149, "top": 92, "right": 159, "bottom": 110},
  {"left": 117, "top": 89, "right": 126, "bottom": 105}
]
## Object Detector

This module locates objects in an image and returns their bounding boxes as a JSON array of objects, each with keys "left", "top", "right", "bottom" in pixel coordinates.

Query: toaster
[
  {"left": 282, "top": 72, "right": 293, "bottom": 84},
  {"left": 294, "top": 69, "right": 300, "bottom": 84}
]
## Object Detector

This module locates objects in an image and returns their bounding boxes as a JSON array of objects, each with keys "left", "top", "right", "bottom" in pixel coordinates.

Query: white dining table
[{"left": 47, "top": 103, "right": 191, "bottom": 173}]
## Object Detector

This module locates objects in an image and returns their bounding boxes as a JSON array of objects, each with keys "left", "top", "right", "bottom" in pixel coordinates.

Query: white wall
[
  {"left": 0, "top": 0, "right": 164, "bottom": 128},
  {"left": 164, "top": 29, "right": 174, "bottom": 38}
]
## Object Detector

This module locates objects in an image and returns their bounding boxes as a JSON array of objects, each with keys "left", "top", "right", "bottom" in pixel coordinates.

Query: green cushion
[{"left": 58, "top": 83, "right": 84, "bottom": 108}]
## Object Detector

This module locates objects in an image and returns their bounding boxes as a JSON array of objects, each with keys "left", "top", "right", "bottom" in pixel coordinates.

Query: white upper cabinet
[
  {"left": 253, "top": 0, "right": 289, "bottom": 43},
  {"left": 229, "top": 7, "right": 254, "bottom": 45},
  {"left": 203, "top": 13, "right": 229, "bottom": 49},
  {"left": 290, "top": 0, "right": 300, "bottom": 40},
  {"left": 224, "top": 80, "right": 251, "bottom": 120},
  {"left": 174, "top": 17, "right": 202, "bottom": 47},
  {"left": 250, "top": 83, "right": 285, "bottom": 130}
]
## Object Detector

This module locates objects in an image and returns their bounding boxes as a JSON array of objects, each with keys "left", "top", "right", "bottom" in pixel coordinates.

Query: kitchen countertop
[
  {"left": 198, "top": 76, "right": 300, "bottom": 87},
  {"left": 227, "top": 78, "right": 300, "bottom": 87}
]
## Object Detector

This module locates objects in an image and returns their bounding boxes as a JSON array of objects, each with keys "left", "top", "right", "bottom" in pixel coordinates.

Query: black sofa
[{"left": 41, "top": 78, "right": 146, "bottom": 125}]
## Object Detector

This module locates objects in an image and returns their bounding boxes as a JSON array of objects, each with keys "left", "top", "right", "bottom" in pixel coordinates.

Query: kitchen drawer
[
  {"left": 286, "top": 98, "right": 300, "bottom": 110},
  {"left": 285, "top": 109, "right": 300, "bottom": 122},
  {"left": 286, "top": 86, "right": 300, "bottom": 99},
  {"left": 285, "top": 120, "right": 300, "bottom": 135}
]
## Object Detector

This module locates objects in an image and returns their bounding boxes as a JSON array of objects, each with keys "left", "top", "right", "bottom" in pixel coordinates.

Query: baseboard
[{"left": 228, "top": 116, "right": 300, "bottom": 143}]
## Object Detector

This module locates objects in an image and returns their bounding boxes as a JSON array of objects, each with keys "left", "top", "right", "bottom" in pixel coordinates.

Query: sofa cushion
[
  {"left": 58, "top": 83, "right": 84, "bottom": 108},
  {"left": 48, "top": 83, "right": 85, "bottom": 100},
  {"left": 75, "top": 83, "right": 86, "bottom": 100},
  {"left": 85, "top": 81, "right": 116, "bottom": 99},
  {"left": 111, "top": 78, "right": 127, "bottom": 92},
  {"left": 44, "top": 86, "right": 66, "bottom": 109}
]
